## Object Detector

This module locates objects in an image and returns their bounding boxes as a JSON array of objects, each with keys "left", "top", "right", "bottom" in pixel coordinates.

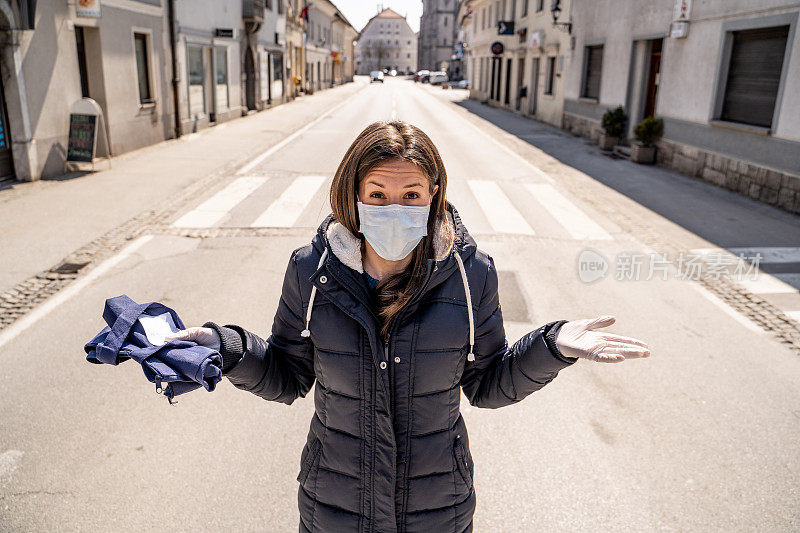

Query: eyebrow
[{"left": 367, "top": 181, "right": 423, "bottom": 189}]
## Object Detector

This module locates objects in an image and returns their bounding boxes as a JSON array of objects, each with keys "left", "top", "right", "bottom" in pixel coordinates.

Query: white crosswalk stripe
[
  {"left": 250, "top": 175, "right": 327, "bottom": 227},
  {"left": 172, "top": 176, "right": 269, "bottom": 228},
  {"left": 467, "top": 180, "right": 535, "bottom": 235},
  {"left": 524, "top": 183, "right": 613, "bottom": 240},
  {"left": 690, "top": 247, "right": 800, "bottom": 264}
]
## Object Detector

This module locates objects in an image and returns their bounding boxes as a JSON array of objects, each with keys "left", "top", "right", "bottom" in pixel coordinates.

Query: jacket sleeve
[
  {"left": 458, "top": 254, "right": 578, "bottom": 409},
  {"left": 204, "top": 249, "right": 315, "bottom": 406}
]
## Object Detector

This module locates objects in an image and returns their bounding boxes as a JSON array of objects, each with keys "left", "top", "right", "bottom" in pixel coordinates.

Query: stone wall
[
  {"left": 563, "top": 111, "right": 800, "bottom": 216},
  {"left": 563, "top": 112, "right": 601, "bottom": 142},
  {"left": 656, "top": 138, "right": 800, "bottom": 215}
]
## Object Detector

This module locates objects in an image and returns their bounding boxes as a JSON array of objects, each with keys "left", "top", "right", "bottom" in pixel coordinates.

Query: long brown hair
[{"left": 330, "top": 120, "right": 451, "bottom": 339}]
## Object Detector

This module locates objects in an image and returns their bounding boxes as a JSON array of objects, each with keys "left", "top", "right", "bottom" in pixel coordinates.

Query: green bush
[
  {"left": 601, "top": 106, "right": 627, "bottom": 138},
  {"left": 633, "top": 117, "right": 664, "bottom": 147}
]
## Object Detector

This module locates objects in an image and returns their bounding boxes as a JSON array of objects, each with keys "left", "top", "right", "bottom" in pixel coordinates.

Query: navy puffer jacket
[{"left": 207, "top": 201, "right": 578, "bottom": 532}]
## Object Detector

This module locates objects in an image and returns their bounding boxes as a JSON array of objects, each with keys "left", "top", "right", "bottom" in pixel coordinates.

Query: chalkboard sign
[{"left": 67, "top": 113, "right": 97, "bottom": 163}]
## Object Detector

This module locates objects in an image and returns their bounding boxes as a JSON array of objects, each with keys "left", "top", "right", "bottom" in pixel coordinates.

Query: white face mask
[{"left": 357, "top": 199, "right": 431, "bottom": 261}]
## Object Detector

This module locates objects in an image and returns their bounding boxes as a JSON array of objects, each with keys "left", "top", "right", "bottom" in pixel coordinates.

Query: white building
[
  {"left": 562, "top": 0, "right": 800, "bottom": 215},
  {"left": 459, "top": 0, "right": 572, "bottom": 128},
  {"left": 355, "top": 7, "right": 418, "bottom": 75}
]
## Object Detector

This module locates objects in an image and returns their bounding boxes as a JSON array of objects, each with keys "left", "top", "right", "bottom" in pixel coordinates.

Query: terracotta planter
[
  {"left": 598, "top": 133, "right": 619, "bottom": 151},
  {"left": 631, "top": 144, "right": 656, "bottom": 164}
]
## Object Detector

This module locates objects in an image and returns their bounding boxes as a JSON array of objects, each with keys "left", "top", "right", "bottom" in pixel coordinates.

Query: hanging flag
[{"left": 300, "top": 6, "right": 309, "bottom": 21}]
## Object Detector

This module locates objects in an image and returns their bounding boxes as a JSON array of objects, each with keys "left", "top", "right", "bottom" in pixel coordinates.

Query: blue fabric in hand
[{"left": 84, "top": 294, "right": 223, "bottom": 404}]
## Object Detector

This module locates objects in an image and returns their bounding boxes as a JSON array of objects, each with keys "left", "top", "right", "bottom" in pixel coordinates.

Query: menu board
[{"left": 66, "top": 113, "right": 97, "bottom": 163}]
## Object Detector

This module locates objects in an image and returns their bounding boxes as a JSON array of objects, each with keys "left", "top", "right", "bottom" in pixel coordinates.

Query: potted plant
[
  {"left": 631, "top": 117, "right": 664, "bottom": 164},
  {"left": 599, "top": 106, "right": 626, "bottom": 150}
]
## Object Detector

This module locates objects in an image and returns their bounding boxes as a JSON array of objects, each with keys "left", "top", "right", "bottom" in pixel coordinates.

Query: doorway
[
  {"left": 515, "top": 57, "right": 525, "bottom": 111},
  {"left": 643, "top": 38, "right": 662, "bottom": 119},
  {"left": 0, "top": 75, "right": 14, "bottom": 181},
  {"left": 504, "top": 58, "right": 512, "bottom": 105},
  {"left": 245, "top": 46, "right": 256, "bottom": 111},
  {"left": 528, "top": 57, "right": 539, "bottom": 115}
]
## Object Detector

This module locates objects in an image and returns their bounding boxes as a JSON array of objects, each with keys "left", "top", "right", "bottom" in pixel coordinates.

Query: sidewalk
[{"left": 0, "top": 78, "right": 368, "bottom": 293}]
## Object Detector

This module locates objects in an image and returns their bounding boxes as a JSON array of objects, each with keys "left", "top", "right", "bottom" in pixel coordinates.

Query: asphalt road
[{"left": 1, "top": 76, "right": 799, "bottom": 532}]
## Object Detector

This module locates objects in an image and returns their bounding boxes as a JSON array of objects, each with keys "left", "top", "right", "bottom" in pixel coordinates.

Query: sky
[{"left": 331, "top": 1, "right": 422, "bottom": 33}]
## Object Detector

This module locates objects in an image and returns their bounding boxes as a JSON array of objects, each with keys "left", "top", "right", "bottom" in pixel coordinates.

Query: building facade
[
  {"left": 355, "top": 7, "right": 418, "bottom": 75},
  {"left": 0, "top": 0, "right": 171, "bottom": 181},
  {"left": 460, "top": 0, "right": 572, "bottom": 127},
  {"left": 562, "top": 0, "right": 800, "bottom": 214},
  {"left": 418, "top": 0, "right": 458, "bottom": 72}
]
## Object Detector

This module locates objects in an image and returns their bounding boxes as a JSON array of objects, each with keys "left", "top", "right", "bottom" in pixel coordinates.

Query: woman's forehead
[{"left": 364, "top": 160, "right": 427, "bottom": 185}]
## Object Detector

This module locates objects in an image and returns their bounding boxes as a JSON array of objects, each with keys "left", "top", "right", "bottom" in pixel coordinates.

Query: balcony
[{"left": 243, "top": 0, "right": 265, "bottom": 24}]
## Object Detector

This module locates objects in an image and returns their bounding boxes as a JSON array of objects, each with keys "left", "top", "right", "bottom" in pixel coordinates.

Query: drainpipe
[{"left": 167, "top": 0, "right": 182, "bottom": 138}]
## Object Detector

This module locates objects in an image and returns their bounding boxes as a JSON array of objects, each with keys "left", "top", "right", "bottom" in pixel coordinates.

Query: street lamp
[{"left": 550, "top": 0, "right": 572, "bottom": 34}]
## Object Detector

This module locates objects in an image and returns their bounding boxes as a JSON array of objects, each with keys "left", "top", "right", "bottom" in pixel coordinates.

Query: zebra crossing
[
  {"left": 170, "top": 173, "right": 617, "bottom": 242},
  {"left": 690, "top": 246, "right": 800, "bottom": 324}
]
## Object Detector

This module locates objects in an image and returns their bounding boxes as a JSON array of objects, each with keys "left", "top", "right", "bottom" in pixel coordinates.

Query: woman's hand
[
  {"left": 163, "top": 327, "right": 221, "bottom": 352},
  {"left": 555, "top": 315, "right": 650, "bottom": 363}
]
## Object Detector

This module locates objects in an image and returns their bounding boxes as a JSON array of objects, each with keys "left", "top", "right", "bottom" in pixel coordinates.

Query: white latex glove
[
  {"left": 555, "top": 315, "right": 650, "bottom": 363},
  {"left": 163, "top": 326, "right": 221, "bottom": 352}
]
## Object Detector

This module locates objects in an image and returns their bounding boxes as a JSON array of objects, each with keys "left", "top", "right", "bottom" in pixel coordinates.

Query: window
[
  {"left": 481, "top": 7, "right": 485, "bottom": 30},
  {"left": 214, "top": 46, "right": 228, "bottom": 110},
  {"left": 536, "top": 0, "right": 544, "bottom": 12},
  {"left": 444, "top": 16, "right": 448, "bottom": 26},
  {"left": 522, "top": 0, "right": 528, "bottom": 17},
  {"left": 187, "top": 45, "right": 206, "bottom": 116},
  {"left": 134, "top": 33, "right": 153, "bottom": 104},
  {"left": 582, "top": 44, "right": 603, "bottom": 99},
  {"left": 544, "top": 56, "right": 555, "bottom": 94},
  {"left": 720, "top": 25, "right": 789, "bottom": 128}
]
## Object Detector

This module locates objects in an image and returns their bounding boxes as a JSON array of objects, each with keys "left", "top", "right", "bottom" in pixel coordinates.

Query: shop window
[
  {"left": 582, "top": 44, "right": 603, "bottom": 100},
  {"left": 215, "top": 46, "right": 228, "bottom": 110},
  {"left": 720, "top": 25, "right": 789, "bottom": 128},
  {"left": 134, "top": 33, "right": 153, "bottom": 104},
  {"left": 187, "top": 45, "right": 206, "bottom": 117}
]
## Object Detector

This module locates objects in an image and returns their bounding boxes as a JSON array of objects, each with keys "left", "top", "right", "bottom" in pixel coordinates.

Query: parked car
[
  {"left": 415, "top": 69, "right": 430, "bottom": 83},
  {"left": 429, "top": 71, "right": 449, "bottom": 85},
  {"left": 370, "top": 70, "right": 384, "bottom": 83},
  {"left": 389, "top": 69, "right": 397, "bottom": 76},
  {"left": 450, "top": 79, "right": 470, "bottom": 89}
]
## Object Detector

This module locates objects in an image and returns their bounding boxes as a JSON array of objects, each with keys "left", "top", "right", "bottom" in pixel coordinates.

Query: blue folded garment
[{"left": 84, "top": 294, "right": 223, "bottom": 404}]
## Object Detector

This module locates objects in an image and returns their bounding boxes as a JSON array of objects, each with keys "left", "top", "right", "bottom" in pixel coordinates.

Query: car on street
[
  {"left": 370, "top": 70, "right": 384, "bottom": 83},
  {"left": 429, "top": 71, "right": 448, "bottom": 85},
  {"left": 389, "top": 69, "right": 397, "bottom": 76},
  {"left": 414, "top": 69, "right": 430, "bottom": 83}
]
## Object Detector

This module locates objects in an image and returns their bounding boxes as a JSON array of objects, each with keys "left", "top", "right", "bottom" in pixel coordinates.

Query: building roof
[{"left": 360, "top": 6, "right": 407, "bottom": 31}]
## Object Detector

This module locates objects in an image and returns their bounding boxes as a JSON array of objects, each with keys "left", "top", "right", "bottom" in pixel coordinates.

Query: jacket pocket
[
  {"left": 297, "top": 437, "right": 322, "bottom": 485},
  {"left": 453, "top": 434, "right": 473, "bottom": 489}
]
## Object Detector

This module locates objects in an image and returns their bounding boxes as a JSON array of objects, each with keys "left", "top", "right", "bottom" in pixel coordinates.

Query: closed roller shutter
[{"left": 721, "top": 25, "right": 789, "bottom": 128}]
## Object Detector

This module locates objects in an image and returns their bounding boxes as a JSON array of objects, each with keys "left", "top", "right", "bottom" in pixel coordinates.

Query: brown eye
[
  {"left": 406, "top": 192, "right": 419, "bottom": 199},
  {"left": 370, "top": 192, "right": 384, "bottom": 199}
]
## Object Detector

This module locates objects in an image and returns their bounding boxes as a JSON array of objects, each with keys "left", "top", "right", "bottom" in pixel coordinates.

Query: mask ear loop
[{"left": 454, "top": 253, "right": 475, "bottom": 361}]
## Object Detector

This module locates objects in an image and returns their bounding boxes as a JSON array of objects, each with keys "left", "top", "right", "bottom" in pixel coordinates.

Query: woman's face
[{"left": 358, "top": 158, "right": 439, "bottom": 206}]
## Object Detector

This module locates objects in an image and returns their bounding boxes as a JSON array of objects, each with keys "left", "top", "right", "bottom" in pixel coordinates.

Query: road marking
[
  {"left": 687, "top": 282, "right": 764, "bottom": 333},
  {"left": 690, "top": 247, "right": 800, "bottom": 264},
  {"left": 524, "top": 183, "right": 612, "bottom": 240},
  {"left": 467, "top": 180, "right": 535, "bottom": 235},
  {"left": 236, "top": 85, "right": 367, "bottom": 176},
  {"left": 0, "top": 235, "right": 154, "bottom": 351},
  {"left": 250, "top": 175, "right": 327, "bottom": 227},
  {"left": 736, "top": 274, "right": 798, "bottom": 294},
  {"left": 171, "top": 176, "right": 268, "bottom": 228},
  {"left": 414, "top": 83, "right": 554, "bottom": 184}
]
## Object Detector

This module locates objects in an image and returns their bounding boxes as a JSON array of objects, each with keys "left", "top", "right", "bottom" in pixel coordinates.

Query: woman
[{"left": 166, "top": 120, "right": 650, "bottom": 532}]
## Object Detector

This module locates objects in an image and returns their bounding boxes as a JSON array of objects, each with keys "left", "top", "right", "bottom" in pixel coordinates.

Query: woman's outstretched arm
[
  {"left": 204, "top": 249, "right": 315, "bottom": 405},
  {"left": 458, "top": 254, "right": 578, "bottom": 409}
]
